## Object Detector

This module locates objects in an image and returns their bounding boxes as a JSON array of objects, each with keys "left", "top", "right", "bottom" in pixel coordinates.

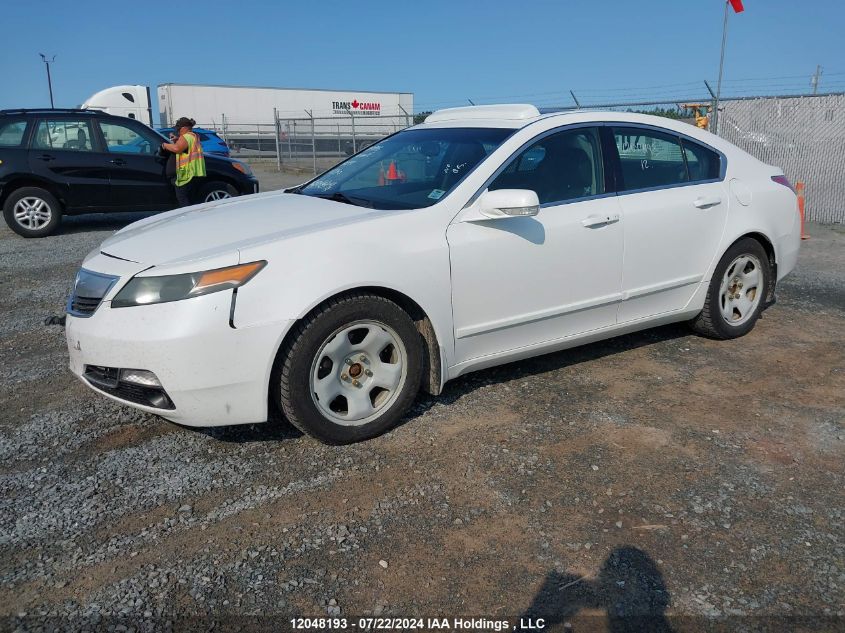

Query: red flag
[{"left": 729, "top": 0, "right": 744, "bottom": 12}]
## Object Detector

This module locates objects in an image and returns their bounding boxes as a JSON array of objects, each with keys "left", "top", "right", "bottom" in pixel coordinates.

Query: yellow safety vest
[{"left": 175, "top": 131, "right": 206, "bottom": 186}]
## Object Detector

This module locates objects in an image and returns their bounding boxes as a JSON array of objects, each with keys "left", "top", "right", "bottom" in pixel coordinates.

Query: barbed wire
[{"left": 411, "top": 71, "right": 845, "bottom": 112}]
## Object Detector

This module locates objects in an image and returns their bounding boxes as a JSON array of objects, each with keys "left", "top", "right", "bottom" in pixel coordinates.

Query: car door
[
  {"left": 96, "top": 119, "right": 174, "bottom": 210},
  {"left": 610, "top": 126, "right": 729, "bottom": 323},
  {"left": 447, "top": 126, "right": 624, "bottom": 362},
  {"left": 28, "top": 118, "right": 111, "bottom": 209}
]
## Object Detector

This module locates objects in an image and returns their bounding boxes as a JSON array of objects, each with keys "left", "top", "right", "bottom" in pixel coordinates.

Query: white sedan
[{"left": 66, "top": 105, "right": 801, "bottom": 444}]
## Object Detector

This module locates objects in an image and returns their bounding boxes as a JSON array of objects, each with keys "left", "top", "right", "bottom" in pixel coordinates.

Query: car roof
[
  {"left": 157, "top": 126, "right": 219, "bottom": 135},
  {"left": 415, "top": 104, "right": 727, "bottom": 148},
  {"left": 0, "top": 108, "right": 115, "bottom": 117},
  {"left": 418, "top": 104, "right": 684, "bottom": 130}
]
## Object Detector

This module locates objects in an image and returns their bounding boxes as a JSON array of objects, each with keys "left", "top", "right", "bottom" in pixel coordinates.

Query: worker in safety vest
[{"left": 161, "top": 116, "right": 206, "bottom": 207}]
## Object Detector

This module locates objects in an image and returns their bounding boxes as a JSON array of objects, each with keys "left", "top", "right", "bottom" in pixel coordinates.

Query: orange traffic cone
[
  {"left": 386, "top": 160, "right": 399, "bottom": 183},
  {"left": 796, "top": 181, "right": 810, "bottom": 240}
]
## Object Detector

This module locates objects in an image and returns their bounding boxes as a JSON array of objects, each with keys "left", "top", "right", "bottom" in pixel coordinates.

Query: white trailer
[
  {"left": 82, "top": 83, "right": 414, "bottom": 158},
  {"left": 157, "top": 83, "right": 413, "bottom": 132}
]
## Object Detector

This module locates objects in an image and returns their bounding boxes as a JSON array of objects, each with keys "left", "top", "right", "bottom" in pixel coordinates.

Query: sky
[{"left": 1, "top": 0, "right": 844, "bottom": 114}]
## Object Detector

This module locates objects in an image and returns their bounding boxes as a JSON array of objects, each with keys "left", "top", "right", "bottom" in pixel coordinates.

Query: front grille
[
  {"left": 70, "top": 295, "right": 102, "bottom": 316},
  {"left": 66, "top": 269, "right": 119, "bottom": 318}
]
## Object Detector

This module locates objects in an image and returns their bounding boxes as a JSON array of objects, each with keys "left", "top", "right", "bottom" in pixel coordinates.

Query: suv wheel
[
  {"left": 198, "top": 181, "right": 238, "bottom": 203},
  {"left": 3, "top": 187, "right": 62, "bottom": 238}
]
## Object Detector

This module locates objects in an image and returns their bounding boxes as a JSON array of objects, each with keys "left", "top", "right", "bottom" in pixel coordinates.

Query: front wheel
[
  {"left": 690, "top": 237, "right": 771, "bottom": 339},
  {"left": 197, "top": 181, "right": 238, "bottom": 203},
  {"left": 275, "top": 293, "right": 423, "bottom": 444},
  {"left": 3, "top": 187, "right": 62, "bottom": 238}
]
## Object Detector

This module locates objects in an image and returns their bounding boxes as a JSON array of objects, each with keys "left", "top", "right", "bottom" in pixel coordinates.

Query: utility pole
[
  {"left": 811, "top": 65, "right": 822, "bottom": 94},
  {"left": 39, "top": 54, "right": 56, "bottom": 108},
  {"left": 713, "top": 1, "right": 730, "bottom": 134}
]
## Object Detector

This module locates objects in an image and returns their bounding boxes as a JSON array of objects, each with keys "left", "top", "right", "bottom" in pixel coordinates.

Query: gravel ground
[{"left": 0, "top": 175, "right": 843, "bottom": 632}]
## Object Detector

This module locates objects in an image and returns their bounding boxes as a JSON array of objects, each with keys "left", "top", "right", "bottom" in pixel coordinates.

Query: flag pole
[{"left": 713, "top": 0, "right": 730, "bottom": 134}]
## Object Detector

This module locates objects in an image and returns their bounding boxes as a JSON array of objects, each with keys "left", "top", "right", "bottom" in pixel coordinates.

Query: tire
[
  {"left": 197, "top": 180, "right": 238, "bottom": 203},
  {"left": 690, "top": 237, "right": 771, "bottom": 339},
  {"left": 275, "top": 293, "right": 424, "bottom": 444},
  {"left": 2, "top": 187, "right": 62, "bottom": 238}
]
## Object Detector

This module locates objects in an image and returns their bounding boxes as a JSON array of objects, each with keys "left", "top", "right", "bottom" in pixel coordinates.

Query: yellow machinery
[{"left": 679, "top": 103, "right": 711, "bottom": 129}]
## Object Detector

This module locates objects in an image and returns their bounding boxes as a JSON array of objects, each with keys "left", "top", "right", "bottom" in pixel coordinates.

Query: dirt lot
[{"left": 0, "top": 174, "right": 843, "bottom": 631}]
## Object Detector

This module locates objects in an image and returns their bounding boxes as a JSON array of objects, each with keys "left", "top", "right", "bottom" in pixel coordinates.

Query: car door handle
[
  {"left": 693, "top": 196, "right": 722, "bottom": 209},
  {"left": 109, "top": 158, "right": 127, "bottom": 166},
  {"left": 37, "top": 153, "right": 56, "bottom": 162},
  {"left": 581, "top": 213, "right": 620, "bottom": 227}
]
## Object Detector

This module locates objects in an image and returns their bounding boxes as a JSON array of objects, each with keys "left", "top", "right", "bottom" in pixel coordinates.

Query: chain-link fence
[
  {"left": 188, "top": 111, "right": 413, "bottom": 174},
  {"left": 274, "top": 112, "right": 411, "bottom": 174},
  {"left": 717, "top": 93, "right": 845, "bottom": 223}
]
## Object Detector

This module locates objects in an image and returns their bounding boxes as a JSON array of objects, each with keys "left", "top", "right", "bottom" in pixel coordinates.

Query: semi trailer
[{"left": 81, "top": 83, "right": 414, "bottom": 155}]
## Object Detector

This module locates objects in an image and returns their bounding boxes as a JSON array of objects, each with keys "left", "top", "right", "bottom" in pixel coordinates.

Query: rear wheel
[
  {"left": 3, "top": 187, "right": 62, "bottom": 238},
  {"left": 275, "top": 293, "right": 423, "bottom": 444},
  {"left": 691, "top": 238, "right": 770, "bottom": 339},
  {"left": 198, "top": 181, "right": 238, "bottom": 203}
]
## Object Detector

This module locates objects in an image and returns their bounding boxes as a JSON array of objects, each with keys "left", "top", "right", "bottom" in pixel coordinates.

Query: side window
[
  {"left": 99, "top": 121, "right": 159, "bottom": 154},
  {"left": 490, "top": 127, "right": 605, "bottom": 204},
  {"left": 0, "top": 120, "right": 28, "bottom": 147},
  {"left": 682, "top": 138, "right": 721, "bottom": 182},
  {"left": 32, "top": 120, "right": 94, "bottom": 151},
  {"left": 613, "top": 127, "right": 687, "bottom": 191}
]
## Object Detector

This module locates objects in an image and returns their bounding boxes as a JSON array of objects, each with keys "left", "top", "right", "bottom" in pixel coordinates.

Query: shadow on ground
[
  {"left": 189, "top": 419, "right": 304, "bottom": 444},
  {"left": 520, "top": 546, "right": 673, "bottom": 632},
  {"left": 408, "top": 322, "right": 693, "bottom": 420}
]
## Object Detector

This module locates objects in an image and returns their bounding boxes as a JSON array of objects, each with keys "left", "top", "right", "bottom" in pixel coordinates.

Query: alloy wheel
[
  {"left": 13, "top": 197, "right": 52, "bottom": 230},
  {"left": 204, "top": 190, "right": 232, "bottom": 202}
]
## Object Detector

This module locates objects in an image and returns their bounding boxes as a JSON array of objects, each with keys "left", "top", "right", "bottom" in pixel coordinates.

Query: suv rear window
[{"left": 0, "top": 120, "right": 27, "bottom": 147}]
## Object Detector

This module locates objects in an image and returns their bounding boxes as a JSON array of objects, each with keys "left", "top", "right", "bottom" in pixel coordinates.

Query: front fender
[{"left": 233, "top": 209, "right": 456, "bottom": 373}]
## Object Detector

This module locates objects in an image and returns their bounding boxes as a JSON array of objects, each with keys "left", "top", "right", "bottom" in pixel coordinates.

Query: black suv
[{"left": 0, "top": 109, "right": 259, "bottom": 237}]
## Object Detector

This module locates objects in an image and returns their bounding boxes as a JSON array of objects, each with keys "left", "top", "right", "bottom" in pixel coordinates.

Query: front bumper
[{"left": 66, "top": 291, "right": 293, "bottom": 427}]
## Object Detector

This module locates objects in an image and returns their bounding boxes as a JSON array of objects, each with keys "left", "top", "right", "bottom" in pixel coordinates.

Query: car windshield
[{"left": 297, "top": 127, "right": 513, "bottom": 210}]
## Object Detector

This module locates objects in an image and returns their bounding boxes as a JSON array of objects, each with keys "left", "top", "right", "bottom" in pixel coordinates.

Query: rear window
[
  {"left": 0, "top": 120, "right": 28, "bottom": 147},
  {"left": 682, "top": 138, "right": 721, "bottom": 181}
]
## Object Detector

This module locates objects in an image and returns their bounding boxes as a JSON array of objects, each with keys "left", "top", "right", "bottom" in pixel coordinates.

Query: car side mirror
[{"left": 477, "top": 189, "right": 540, "bottom": 219}]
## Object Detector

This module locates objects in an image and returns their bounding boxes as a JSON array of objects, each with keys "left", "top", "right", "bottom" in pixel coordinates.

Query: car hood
[
  {"left": 99, "top": 192, "right": 388, "bottom": 266},
  {"left": 205, "top": 154, "right": 244, "bottom": 168}
]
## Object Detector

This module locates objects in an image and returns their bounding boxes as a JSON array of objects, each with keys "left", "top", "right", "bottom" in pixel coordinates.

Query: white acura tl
[{"left": 66, "top": 105, "right": 800, "bottom": 443}]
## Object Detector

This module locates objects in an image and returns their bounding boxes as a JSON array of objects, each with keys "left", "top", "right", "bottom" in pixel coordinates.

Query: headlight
[
  {"left": 111, "top": 261, "right": 266, "bottom": 308},
  {"left": 231, "top": 161, "right": 252, "bottom": 176}
]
